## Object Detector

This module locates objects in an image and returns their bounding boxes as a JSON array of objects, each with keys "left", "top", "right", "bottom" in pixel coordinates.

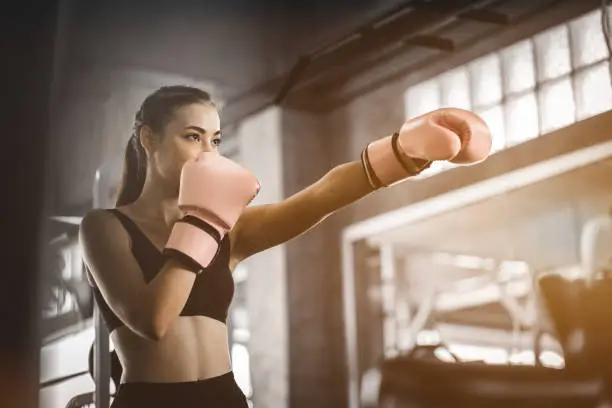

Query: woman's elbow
[
  {"left": 143, "top": 315, "right": 172, "bottom": 341},
  {"left": 130, "top": 323, "right": 166, "bottom": 342},
  {"left": 144, "top": 326, "right": 168, "bottom": 341},
  {"left": 125, "top": 310, "right": 171, "bottom": 341}
]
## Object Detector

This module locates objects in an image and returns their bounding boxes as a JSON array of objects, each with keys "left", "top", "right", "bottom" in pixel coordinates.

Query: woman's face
[{"left": 144, "top": 102, "right": 222, "bottom": 189}]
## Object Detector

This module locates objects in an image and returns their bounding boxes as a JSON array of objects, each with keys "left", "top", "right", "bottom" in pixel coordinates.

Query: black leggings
[{"left": 111, "top": 372, "right": 248, "bottom": 408}]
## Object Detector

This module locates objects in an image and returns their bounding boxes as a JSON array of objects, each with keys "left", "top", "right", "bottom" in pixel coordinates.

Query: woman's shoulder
[{"left": 80, "top": 208, "right": 124, "bottom": 239}]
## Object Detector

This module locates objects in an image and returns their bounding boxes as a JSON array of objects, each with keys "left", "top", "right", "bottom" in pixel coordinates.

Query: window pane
[
  {"left": 476, "top": 105, "right": 505, "bottom": 153},
  {"left": 505, "top": 92, "right": 539, "bottom": 146},
  {"left": 440, "top": 66, "right": 471, "bottom": 110},
  {"left": 533, "top": 25, "right": 572, "bottom": 81},
  {"left": 501, "top": 39, "right": 536, "bottom": 94},
  {"left": 538, "top": 77, "right": 576, "bottom": 134},
  {"left": 470, "top": 53, "right": 503, "bottom": 107},
  {"left": 574, "top": 60, "right": 612, "bottom": 120},
  {"left": 569, "top": 9, "right": 609, "bottom": 69},
  {"left": 405, "top": 78, "right": 440, "bottom": 118}
]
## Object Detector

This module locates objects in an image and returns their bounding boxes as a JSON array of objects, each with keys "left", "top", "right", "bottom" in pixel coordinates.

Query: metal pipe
[
  {"left": 341, "top": 239, "right": 360, "bottom": 408},
  {"left": 580, "top": 212, "right": 612, "bottom": 283},
  {"left": 92, "top": 167, "right": 111, "bottom": 408}
]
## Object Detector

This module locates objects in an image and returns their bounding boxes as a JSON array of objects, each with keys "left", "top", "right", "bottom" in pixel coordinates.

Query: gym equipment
[
  {"left": 91, "top": 155, "right": 124, "bottom": 408},
  {"left": 360, "top": 208, "right": 612, "bottom": 407},
  {"left": 60, "top": 157, "right": 123, "bottom": 408},
  {"left": 376, "top": 354, "right": 601, "bottom": 408},
  {"left": 87, "top": 345, "right": 122, "bottom": 392},
  {"left": 538, "top": 275, "right": 588, "bottom": 372},
  {"left": 580, "top": 210, "right": 612, "bottom": 400}
]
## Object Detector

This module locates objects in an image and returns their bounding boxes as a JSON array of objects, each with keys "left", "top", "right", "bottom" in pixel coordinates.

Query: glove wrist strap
[
  {"left": 163, "top": 216, "right": 223, "bottom": 275},
  {"left": 361, "top": 132, "right": 433, "bottom": 190}
]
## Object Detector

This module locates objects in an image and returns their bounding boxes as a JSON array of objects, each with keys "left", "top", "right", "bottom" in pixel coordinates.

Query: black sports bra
[{"left": 90, "top": 209, "right": 235, "bottom": 333}]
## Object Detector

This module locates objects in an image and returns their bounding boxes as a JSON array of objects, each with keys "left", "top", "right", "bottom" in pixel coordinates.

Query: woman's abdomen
[{"left": 112, "top": 316, "right": 232, "bottom": 383}]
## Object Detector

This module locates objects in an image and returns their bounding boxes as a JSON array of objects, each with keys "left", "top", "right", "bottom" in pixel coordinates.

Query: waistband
[
  {"left": 119, "top": 371, "right": 234, "bottom": 387},
  {"left": 113, "top": 371, "right": 245, "bottom": 407}
]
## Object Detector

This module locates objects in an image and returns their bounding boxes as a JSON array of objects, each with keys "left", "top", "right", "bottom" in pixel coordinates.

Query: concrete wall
[
  {"left": 246, "top": 87, "right": 426, "bottom": 408},
  {"left": 233, "top": 107, "right": 348, "bottom": 408},
  {"left": 272, "top": 75, "right": 436, "bottom": 408},
  {"left": 235, "top": 107, "right": 290, "bottom": 408},
  {"left": 281, "top": 109, "right": 347, "bottom": 408}
]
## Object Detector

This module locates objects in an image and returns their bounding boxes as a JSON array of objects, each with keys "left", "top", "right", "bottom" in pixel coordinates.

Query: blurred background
[{"left": 37, "top": 0, "right": 612, "bottom": 407}]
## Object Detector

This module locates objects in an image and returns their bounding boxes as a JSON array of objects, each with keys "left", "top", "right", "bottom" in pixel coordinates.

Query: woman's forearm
[{"left": 314, "top": 160, "right": 374, "bottom": 215}]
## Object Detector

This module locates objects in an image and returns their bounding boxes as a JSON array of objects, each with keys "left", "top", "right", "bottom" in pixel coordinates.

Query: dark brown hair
[{"left": 115, "top": 85, "right": 213, "bottom": 206}]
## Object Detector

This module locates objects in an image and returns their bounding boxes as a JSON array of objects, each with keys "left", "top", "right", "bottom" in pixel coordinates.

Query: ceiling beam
[
  {"left": 461, "top": 9, "right": 511, "bottom": 25},
  {"left": 316, "top": 0, "right": 599, "bottom": 110},
  {"left": 223, "top": 0, "right": 598, "bottom": 124},
  {"left": 224, "top": 0, "right": 489, "bottom": 123},
  {"left": 406, "top": 35, "right": 456, "bottom": 51},
  {"left": 291, "top": 0, "right": 489, "bottom": 93}
]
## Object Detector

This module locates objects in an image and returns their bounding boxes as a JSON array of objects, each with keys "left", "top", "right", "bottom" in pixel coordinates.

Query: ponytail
[{"left": 115, "top": 132, "right": 147, "bottom": 207}]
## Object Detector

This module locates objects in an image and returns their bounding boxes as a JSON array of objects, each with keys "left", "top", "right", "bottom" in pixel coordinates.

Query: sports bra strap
[{"left": 107, "top": 209, "right": 161, "bottom": 254}]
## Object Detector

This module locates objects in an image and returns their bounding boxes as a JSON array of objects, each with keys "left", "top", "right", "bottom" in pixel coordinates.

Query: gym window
[{"left": 404, "top": 8, "right": 612, "bottom": 177}]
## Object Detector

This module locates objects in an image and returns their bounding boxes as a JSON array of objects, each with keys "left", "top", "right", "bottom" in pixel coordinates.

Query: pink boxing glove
[
  {"left": 164, "top": 152, "right": 260, "bottom": 272},
  {"left": 361, "top": 108, "right": 492, "bottom": 189}
]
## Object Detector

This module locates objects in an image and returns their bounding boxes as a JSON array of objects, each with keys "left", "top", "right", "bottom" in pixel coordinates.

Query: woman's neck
[{"left": 130, "top": 181, "right": 182, "bottom": 228}]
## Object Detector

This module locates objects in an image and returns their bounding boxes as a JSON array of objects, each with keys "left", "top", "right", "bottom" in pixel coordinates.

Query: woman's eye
[
  {"left": 212, "top": 138, "right": 222, "bottom": 147},
  {"left": 186, "top": 133, "right": 201, "bottom": 142}
]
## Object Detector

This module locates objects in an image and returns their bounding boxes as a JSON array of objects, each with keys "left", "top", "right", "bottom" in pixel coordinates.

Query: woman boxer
[{"left": 79, "top": 85, "right": 491, "bottom": 407}]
